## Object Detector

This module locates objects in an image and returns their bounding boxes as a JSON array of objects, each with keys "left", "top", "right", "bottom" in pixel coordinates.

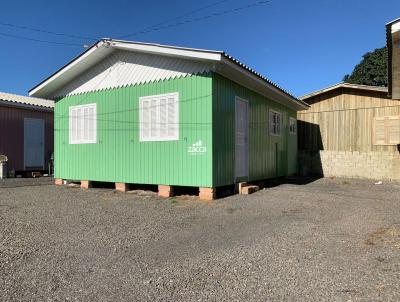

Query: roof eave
[
  {"left": 219, "top": 57, "right": 308, "bottom": 110},
  {"left": 29, "top": 40, "right": 110, "bottom": 97},
  {"left": 29, "top": 39, "right": 307, "bottom": 110},
  {"left": 0, "top": 100, "right": 53, "bottom": 111},
  {"left": 300, "top": 83, "right": 389, "bottom": 101}
]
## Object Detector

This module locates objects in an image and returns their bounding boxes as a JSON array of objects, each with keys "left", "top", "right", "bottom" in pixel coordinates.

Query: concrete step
[{"left": 239, "top": 183, "right": 260, "bottom": 195}]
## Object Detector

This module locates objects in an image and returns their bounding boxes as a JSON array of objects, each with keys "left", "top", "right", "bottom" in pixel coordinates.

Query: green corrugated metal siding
[
  {"left": 212, "top": 73, "right": 297, "bottom": 187},
  {"left": 55, "top": 71, "right": 298, "bottom": 188},
  {"left": 55, "top": 73, "right": 213, "bottom": 187}
]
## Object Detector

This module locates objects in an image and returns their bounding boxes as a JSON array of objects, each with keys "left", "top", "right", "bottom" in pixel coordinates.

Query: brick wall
[{"left": 299, "top": 150, "right": 400, "bottom": 180}]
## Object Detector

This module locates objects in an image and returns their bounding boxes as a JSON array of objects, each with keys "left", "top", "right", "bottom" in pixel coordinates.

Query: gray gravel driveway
[{"left": 0, "top": 177, "right": 399, "bottom": 301}]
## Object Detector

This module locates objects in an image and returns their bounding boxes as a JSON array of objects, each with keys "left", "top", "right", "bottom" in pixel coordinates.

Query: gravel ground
[{"left": 0, "top": 177, "right": 400, "bottom": 301}]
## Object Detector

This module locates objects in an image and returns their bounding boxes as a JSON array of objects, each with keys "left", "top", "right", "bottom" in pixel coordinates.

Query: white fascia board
[
  {"left": 111, "top": 41, "right": 223, "bottom": 62},
  {"left": 220, "top": 57, "right": 308, "bottom": 111},
  {"left": 392, "top": 21, "right": 400, "bottom": 33},
  {"left": 29, "top": 41, "right": 113, "bottom": 97}
]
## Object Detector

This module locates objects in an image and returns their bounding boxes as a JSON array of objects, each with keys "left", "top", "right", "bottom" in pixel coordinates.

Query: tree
[{"left": 343, "top": 47, "right": 388, "bottom": 87}]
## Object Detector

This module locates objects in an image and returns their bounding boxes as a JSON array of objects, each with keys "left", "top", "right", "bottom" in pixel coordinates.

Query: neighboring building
[
  {"left": 298, "top": 83, "right": 400, "bottom": 180},
  {"left": 29, "top": 39, "right": 308, "bottom": 199},
  {"left": 0, "top": 92, "right": 54, "bottom": 175},
  {"left": 387, "top": 18, "right": 400, "bottom": 99},
  {"left": 298, "top": 18, "right": 400, "bottom": 181}
]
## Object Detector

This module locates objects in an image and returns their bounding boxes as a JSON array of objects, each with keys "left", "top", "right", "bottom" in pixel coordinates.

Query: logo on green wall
[{"left": 188, "top": 140, "right": 207, "bottom": 155}]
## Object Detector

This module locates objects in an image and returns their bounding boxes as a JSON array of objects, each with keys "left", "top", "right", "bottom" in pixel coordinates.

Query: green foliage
[{"left": 343, "top": 47, "right": 388, "bottom": 87}]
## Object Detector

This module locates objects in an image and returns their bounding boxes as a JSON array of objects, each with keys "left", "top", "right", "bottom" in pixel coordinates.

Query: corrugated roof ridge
[
  {"left": 0, "top": 91, "right": 54, "bottom": 108},
  {"left": 222, "top": 52, "right": 299, "bottom": 101}
]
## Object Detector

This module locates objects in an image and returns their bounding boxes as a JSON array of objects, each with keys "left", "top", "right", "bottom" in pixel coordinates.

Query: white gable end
[
  {"left": 392, "top": 20, "right": 400, "bottom": 33},
  {"left": 52, "top": 50, "right": 213, "bottom": 98}
]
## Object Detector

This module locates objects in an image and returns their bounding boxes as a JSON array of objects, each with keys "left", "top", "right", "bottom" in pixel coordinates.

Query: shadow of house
[{"left": 297, "top": 120, "right": 324, "bottom": 177}]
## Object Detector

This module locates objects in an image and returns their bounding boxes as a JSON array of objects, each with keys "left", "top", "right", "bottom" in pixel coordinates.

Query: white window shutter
[
  {"left": 269, "top": 110, "right": 281, "bottom": 136},
  {"left": 150, "top": 99, "right": 158, "bottom": 138},
  {"left": 277, "top": 114, "right": 281, "bottom": 135},
  {"left": 139, "top": 92, "right": 179, "bottom": 141},
  {"left": 159, "top": 98, "right": 167, "bottom": 138},
  {"left": 89, "top": 105, "right": 96, "bottom": 142},
  {"left": 69, "top": 103, "right": 97, "bottom": 144},
  {"left": 83, "top": 107, "right": 89, "bottom": 140},
  {"left": 141, "top": 100, "right": 150, "bottom": 140},
  {"left": 269, "top": 111, "right": 273, "bottom": 134},
  {"left": 167, "top": 96, "right": 177, "bottom": 138}
]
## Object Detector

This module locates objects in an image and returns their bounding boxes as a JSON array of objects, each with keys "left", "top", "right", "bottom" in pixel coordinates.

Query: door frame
[
  {"left": 234, "top": 96, "right": 249, "bottom": 182},
  {"left": 24, "top": 118, "right": 45, "bottom": 170}
]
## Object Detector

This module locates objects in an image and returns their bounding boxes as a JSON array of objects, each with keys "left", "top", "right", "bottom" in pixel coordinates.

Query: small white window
[
  {"left": 69, "top": 103, "right": 97, "bottom": 144},
  {"left": 139, "top": 92, "right": 179, "bottom": 142},
  {"left": 289, "top": 117, "right": 297, "bottom": 135},
  {"left": 269, "top": 110, "right": 281, "bottom": 136}
]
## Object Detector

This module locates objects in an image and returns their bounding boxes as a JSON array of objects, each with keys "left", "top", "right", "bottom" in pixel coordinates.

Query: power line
[
  {"left": 298, "top": 103, "right": 400, "bottom": 114},
  {"left": 57, "top": 93, "right": 212, "bottom": 120},
  {"left": 0, "top": 21, "right": 97, "bottom": 41},
  {"left": 117, "top": 0, "right": 234, "bottom": 39},
  {"left": 0, "top": 31, "right": 84, "bottom": 46},
  {"left": 0, "top": 0, "right": 269, "bottom": 47},
  {"left": 0, "top": 0, "right": 235, "bottom": 44},
  {"left": 54, "top": 93, "right": 292, "bottom": 132},
  {"left": 117, "top": 0, "right": 270, "bottom": 38}
]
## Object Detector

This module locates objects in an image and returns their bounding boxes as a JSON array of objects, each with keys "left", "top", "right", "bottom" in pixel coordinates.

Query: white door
[
  {"left": 24, "top": 118, "right": 45, "bottom": 169},
  {"left": 235, "top": 97, "right": 249, "bottom": 181}
]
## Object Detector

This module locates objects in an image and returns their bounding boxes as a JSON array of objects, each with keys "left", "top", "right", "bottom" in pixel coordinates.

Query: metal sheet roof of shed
[
  {"left": 300, "top": 83, "right": 388, "bottom": 100},
  {"left": 0, "top": 92, "right": 54, "bottom": 109}
]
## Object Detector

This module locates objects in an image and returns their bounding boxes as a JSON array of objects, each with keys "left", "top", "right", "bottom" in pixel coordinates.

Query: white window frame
[
  {"left": 139, "top": 92, "right": 179, "bottom": 142},
  {"left": 289, "top": 117, "right": 297, "bottom": 135},
  {"left": 69, "top": 103, "right": 97, "bottom": 144},
  {"left": 269, "top": 109, "right": 282, "bottom": 136}
]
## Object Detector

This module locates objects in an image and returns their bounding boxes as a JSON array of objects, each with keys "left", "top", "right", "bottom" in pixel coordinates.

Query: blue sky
[{"left": 0, "top": 0, "right": 399, "bottom": 97}]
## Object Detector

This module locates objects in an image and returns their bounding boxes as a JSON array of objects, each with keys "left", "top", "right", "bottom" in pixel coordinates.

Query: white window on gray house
[
  {"left": 139, "top": 92, "right": 179, "bottom": 142},
  {"left": 69, "top": 103, "right": 97, "bottom": 144},
  {"left": 269, "top": 110, "right": 281, "bottom": 136},
  {"left": 373, "top": 116, "right": 400, "bottom": 145},
  {"left": 289, "top": 117, "right": 297, "bottom": 135}
]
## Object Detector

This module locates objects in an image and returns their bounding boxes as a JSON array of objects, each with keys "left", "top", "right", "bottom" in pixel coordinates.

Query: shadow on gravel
[
  {"left": 252, "top": 176, "right": 322, "bottom": 189},
  {"left": 0, "top": 177, "right": 54, "bottom": 189}
]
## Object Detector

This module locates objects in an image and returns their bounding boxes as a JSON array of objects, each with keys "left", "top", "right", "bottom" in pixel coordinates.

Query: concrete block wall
[{"left": 299, "top": 150, "right": 400, "bottom": 181}]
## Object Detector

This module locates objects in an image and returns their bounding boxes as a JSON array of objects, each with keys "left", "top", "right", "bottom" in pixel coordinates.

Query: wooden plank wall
[{"left": 297, "top": 88, "right": 400, "bottom": 152}]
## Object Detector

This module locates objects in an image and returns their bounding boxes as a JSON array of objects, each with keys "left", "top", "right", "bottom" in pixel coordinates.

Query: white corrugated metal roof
[
  {"left": 53, "top": 50, "right": 213, "bottom": 98},
  {"left": 0, "top": 91, "right": 54, "bottom": 108},
  {"left": 29, "top": 39, "right": 309, "bottom": 110}
]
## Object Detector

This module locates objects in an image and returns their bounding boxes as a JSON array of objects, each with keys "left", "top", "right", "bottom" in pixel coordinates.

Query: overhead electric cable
[
  {"left": 0, "top": 21, "right": 97, "bottom": 41},
  {"left": 118, "top": 0, "right": 270, "bottom": 38},
  {"left": 0, "top": 31, "right": 84, "bottom": 46},
  {"left": 0, "top": 0, "right": 269, "bottom": 46},
  {"left": 116, "top": 0, "right": 234, "bottom": 38}
]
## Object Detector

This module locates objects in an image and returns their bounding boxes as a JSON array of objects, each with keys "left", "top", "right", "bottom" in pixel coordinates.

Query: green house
[{"left": 30, "top": 39, "right": 308, "bottom": 199}]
